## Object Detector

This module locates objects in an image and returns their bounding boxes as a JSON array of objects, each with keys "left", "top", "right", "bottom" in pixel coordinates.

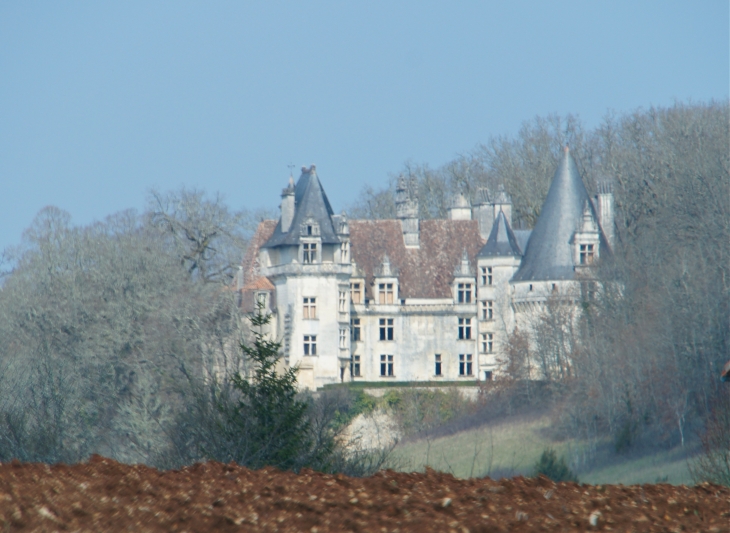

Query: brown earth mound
[{"left": 0, "top": 455, "right": 727, "bottom": 532}]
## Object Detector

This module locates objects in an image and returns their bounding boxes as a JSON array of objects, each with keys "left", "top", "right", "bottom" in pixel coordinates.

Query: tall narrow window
[
  {"left": 481, "top": 300, "right": 493, "bottom": 320},
  {"left": 340, "top": 241, "right": 349, "bottom": 263},
  {"left": 302, "top": 242, "right": 317, "bottom": 263},
  {"left": 459, "top": 354, "right": 473, "bottom": 376},
  {"left": 378, "top": 283, "right": 394, "bottom": 304},
  {"left": 379, "top": 318, "right": 394, "bottom": 341},
  {"left": 351, "top": 318, "right": 361, "bottom": 341},
  {"left": 581, "top": 281, "right": 597, "bottom": 301},
  {"left": 481, "top": 266, "right": 493, "bottom": 286},
  {"left": 350, "top": 282, "right": 362, "bottom": 304},
  {"left": 339, "top": 328, "right": 347, "bottom": 349},
  {"left": 351, "top": 355, "right": 361, "bottom": 377},
  {"left": 579, "top": 244, "right": 595, "bottom": 265},
  {"left": 303, "top": 297, "right": 317, "bottom": 319},
  {"left": 434, "top": 354, "right": 442, "bottom": 376},
  {"left": 458, "top": 318, "right": 472, "bottom": 340},
  {"left": 303, "top": 335, "right": 317, "bottom": 356},
  {"left": 481, "top": 333, "right": 493, "bottom": 354},
  {"left": 457, "top": 283, "right": 472, "bottom": 303},
  {"left": 338, "top": 291, "right": 347, "bottom": 312},
  {"left": 380, "top": 354, "right": 394, "bottom": 376}
]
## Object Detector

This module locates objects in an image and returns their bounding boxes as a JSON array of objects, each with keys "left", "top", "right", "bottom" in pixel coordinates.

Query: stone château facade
[{"left": 240, "top": 147, "right": 613, "bottom": 390}]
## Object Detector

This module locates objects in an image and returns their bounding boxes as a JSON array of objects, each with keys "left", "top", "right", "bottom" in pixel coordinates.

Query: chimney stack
[{"left": 280, "top": 176, "right": 296, "bottom": 233}]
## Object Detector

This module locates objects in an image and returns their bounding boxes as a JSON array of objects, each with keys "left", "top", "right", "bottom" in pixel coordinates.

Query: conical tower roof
[
  {"left": 478, "top": 210, "right": 522, "bottom": 258},
  {"left": 512, "top": 147, "right": 606, "bottom": 281},
  {"left": 263, "top": 165, "right": 340, "bottom": 247}
]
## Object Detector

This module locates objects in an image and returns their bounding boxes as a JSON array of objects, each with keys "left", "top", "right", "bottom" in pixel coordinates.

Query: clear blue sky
[{"left": 1, "top": 1, "right": 727, "bottom": 252}]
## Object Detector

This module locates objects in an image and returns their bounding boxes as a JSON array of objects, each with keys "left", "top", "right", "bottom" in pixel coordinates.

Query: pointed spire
[
  {"left": 478, "top": 210, "right": 522, "bottom": 257},
  {"left": 377, "top": 254, "right": 395, "bottom": 277},
  {"left": 454, "top": 249, "right": 473, "bottom": 276},
  {"left": 512, "top": 146, "right": 607, "bottom": 281},
  {"left": 263, "top": 165, "right": 340, "bottom": 247}
]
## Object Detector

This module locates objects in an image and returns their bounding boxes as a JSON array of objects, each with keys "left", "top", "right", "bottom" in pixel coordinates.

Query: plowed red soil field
[{"left": 0, "top": 455, "right": 727, "bottom": 532}]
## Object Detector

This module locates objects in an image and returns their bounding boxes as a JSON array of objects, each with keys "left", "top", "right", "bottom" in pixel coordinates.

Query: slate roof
[
  {"left": 513, "top": 230, "right": 532, "bottom": 255},
  {"left": 348, "top": 219, "right": 485, "bottom": 299},
  {"left": 263, "top": 166, "right": 340, "bottom": 248},
  {"left": 512, "top": 147, "right": 609, "bottom": 282},
  {"left": 477, "top": 210, "right": 522, "bottom": 258}
]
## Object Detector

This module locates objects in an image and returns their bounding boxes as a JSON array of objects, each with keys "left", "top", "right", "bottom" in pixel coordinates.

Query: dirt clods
[{"left": 0, "top": 456, "right": 726, "bottom": 532}]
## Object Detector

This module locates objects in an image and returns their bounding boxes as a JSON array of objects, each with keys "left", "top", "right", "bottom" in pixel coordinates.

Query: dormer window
[
  {"left": 300, "top": 220, "right": 320, "bottom": 237},
  {"left": 579, "top": 244, "right": 595, "bottom": 265},
  {"left": 302, "top": 242, "right": 317, "bottom": 263},
  {"left": 457, "top": 283, "right": 472, "bottom": 303},
  {"left": 378, "top": 283, "right": 394, "bottom": 304}
]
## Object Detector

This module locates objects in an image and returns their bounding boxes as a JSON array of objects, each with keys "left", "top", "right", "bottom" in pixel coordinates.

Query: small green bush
[{"left": 533, "top": 448, "right": 578, "bottom": 482}]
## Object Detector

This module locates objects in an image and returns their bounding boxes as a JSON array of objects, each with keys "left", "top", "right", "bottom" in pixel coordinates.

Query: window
[
  {"left": 379, "top": 318, "right": 394, "bottom": 341},
  {"left": 350, "top": 282, "right": 362, "bottom": 304},
  {"left": 481, "top": 300, "right": 493, "bottom": 320},
  {"left": 378, "top": 283, "right": 394, "bottom": 304},
  {"left": 339, "top": 291, "right": 347, "bottom": 312},
  {"left": 302, "top": 242, "right": 317, "bottom": 263},
  {"left": 380, "top": 354, "right": 394, "bottom": 376},
  {"left": 580, "top": 244, "right": 595, "bottom": 265},
  {"left": 581, "top": 281, "right": 597, "bottom": 301},
  {"left": 340, "top": 241, "right": 349, "bottom": 262},
  {"left": 339, "top": 328, "right": 347, "bottom": 349},
  {"left": 457, "top": 283, "right": 472, "bottom": 303},
  {"left": 484, "top": 370, "right": 493, "bottom": 381},
  {"left": 458, "top": 318, "right": 472, "bottom": 340},
  {"left": 303, "top": 335, "right": 317, "bottom": 356},
  {"left": 459, "top": 354, "right": 473, "bottom": 376},
  {"left": 481, "top": 266, "right": 493, "bottom": 286},
  {"left": 351, "top": 355, "right": 361, "bottom": 377},
  {"left": 303, "top": 297, "right": 316, "bottom": 319},
  {"left": 481, "top": 333, "right": 493, "bottom": 354},
  {"left": 351, "top": 318, "right": 361, "bottom": 341},
  {"left": 307, "top": 225, "right": 313, "bottom": 236},
  {"left": 435, "top": 354, "right": 442, "bottom": 376},
  {"left": 256, "top": 292, "right": 268, "bottom": 307}
]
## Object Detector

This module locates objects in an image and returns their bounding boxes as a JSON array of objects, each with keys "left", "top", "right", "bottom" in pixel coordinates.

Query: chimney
[
  {"left": 449, "top": 193, "right": 472, "bottom": 220},
  {"left": 396, "top": 175, "right": 420, "bottom": 247},
  {"left": 594, "top": 181, "right": 614, "bottom": 249},
  {"left": 280, "top": 176, "right": 296, "bottom": 233},
  {"left": 492, "top": 184, "right": 512, "bottom": 226},
  {"left": 473, "top": 188, "right": 494, "bottom": 240}
]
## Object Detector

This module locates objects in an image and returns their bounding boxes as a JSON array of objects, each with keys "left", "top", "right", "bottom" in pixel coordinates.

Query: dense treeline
[
  {"left": 0, "top": 191, "right": 260, "bottom": 464},
  {"left": 349, "top": 101, "right": 730, "bottom": 460}
]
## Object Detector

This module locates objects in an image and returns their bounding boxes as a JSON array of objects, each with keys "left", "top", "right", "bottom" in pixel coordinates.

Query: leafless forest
[{"left": 0, "top": 101, "right": 727, "bottom": 481}]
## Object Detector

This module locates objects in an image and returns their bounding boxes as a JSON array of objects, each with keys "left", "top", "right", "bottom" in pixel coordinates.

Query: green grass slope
[{"left": 389, "top": 414, "right": 696, "bottom": 485}]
